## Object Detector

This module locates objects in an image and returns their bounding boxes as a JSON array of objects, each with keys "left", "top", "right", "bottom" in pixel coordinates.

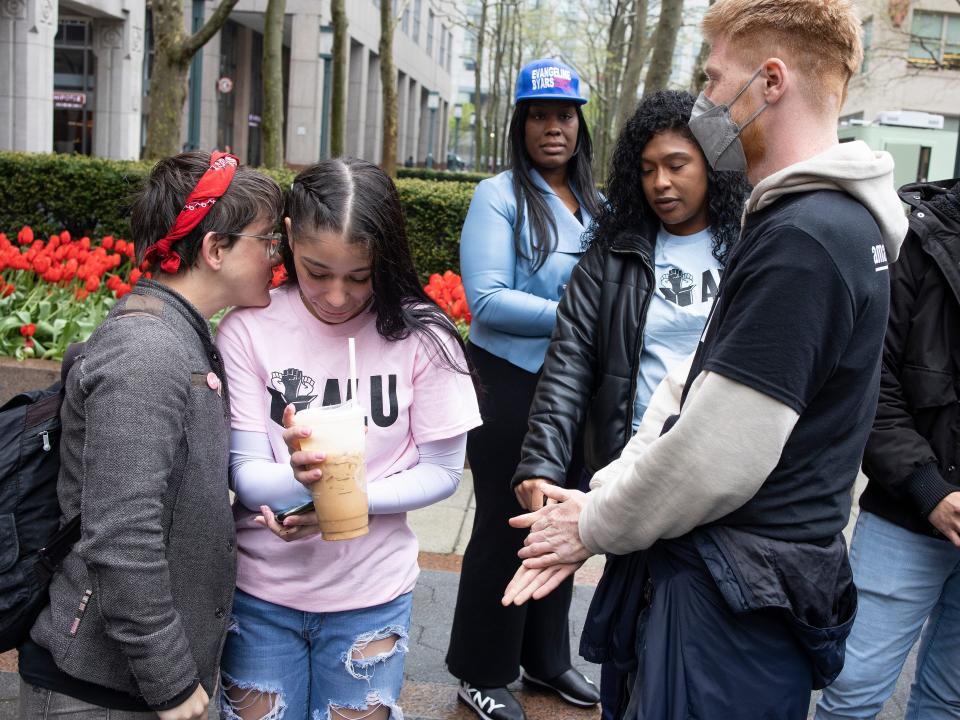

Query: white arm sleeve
[
  {"left": 229, "top": 430, "right": 467, "bottom": 516},
  {"left": 580, "top": 371, "right": 800, "bottom": 555},
  {"left": 230, "top": 430, "right": 312, "bottom": 513},
  {"left": 367, "top": 433, "right": 467, "bottom": 514},
  {"left": 589, "top": 352, "right": 692, "bottom": 491}
]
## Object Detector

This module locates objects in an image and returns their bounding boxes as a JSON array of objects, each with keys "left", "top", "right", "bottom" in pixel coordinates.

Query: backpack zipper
[{"left": 38, "top": 430, "right": 51, "bottom": 452}]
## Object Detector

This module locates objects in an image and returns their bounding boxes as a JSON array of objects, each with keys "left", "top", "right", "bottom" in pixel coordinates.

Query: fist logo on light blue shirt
[{"left": 659, "top": 268, "right": 697, "bottom": 307}]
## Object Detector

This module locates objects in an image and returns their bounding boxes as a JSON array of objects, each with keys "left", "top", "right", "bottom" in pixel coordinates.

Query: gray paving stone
[
  {"left": 409, "top": 471, "right": 474, "bottom": 555},
  {"left": 408, "top": 505, "right": 469, "bottom": 554},
  {"left": 0, "top": 672, "right": 17, "bottom": 720},
  {"left": 406, "top": 570, "right": 599, "bottom": 687}
]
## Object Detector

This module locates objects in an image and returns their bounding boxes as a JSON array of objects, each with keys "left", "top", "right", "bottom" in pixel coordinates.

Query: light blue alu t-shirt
[{"left": 632, "top": 226, "right": 722, "bottom": 432}]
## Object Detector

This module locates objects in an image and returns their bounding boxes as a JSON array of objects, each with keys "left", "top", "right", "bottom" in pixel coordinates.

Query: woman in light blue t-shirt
[{"left": 512, "top": 90, "right": 751, "bottom": 720}]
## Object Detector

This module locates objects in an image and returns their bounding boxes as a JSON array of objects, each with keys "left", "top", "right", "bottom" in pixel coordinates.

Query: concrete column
[
  {"left": 364, "top": 49, "right": 381, "bottom": 163},
  {"left": 92, "top": 7, "right": 145, "bottom": 160},
  {"left": 230, "top": 26, "right": 252, "bottom": 163},
  {"left": 180, "top": 4, "right": 221, "bottom": 151},
  {"left": 407, "top": 78, "right": 420, "bottom": 162},
  {"left": 286, "top": 11, "right": 324, "bottom": 165},
  {"left": 198, "top": 14, "right": 220, "bottom": 152},
  {"left": 346, "top": 39, "right": 367, "bottom": 158},
  {"left": 418, "top": 86, "right": 429, "bottom": 163},
  {"left": 397, "top": 71, "right": 408, "bottom": 161},
  {"left": 439, "top": 99, "right": 448, "bottom": 166},
  {"left": 0, "top": 0, "right": 57, "bottom": 152}
]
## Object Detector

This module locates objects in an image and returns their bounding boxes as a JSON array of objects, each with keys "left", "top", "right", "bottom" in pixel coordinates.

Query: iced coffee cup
[{"left": 295, "top": 402, "right": 368, "bottom": 540}]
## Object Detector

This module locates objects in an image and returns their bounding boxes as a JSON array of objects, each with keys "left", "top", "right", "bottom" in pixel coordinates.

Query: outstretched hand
[
  {"left": 509, "top": 484, "right": 592, "bottom": 568},
  {"left": 501, "top": 561, "right": 584, "bottom": 605}
]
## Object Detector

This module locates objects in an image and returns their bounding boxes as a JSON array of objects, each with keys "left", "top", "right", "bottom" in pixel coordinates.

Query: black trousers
[{"left": 446, "top": 343, "right": 582, "bottom": 687}]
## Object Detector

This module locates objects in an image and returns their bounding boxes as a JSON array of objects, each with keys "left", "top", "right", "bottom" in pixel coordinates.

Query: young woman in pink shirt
[{"left": 215, "top": 158, "right": 481, "bottom": 720}]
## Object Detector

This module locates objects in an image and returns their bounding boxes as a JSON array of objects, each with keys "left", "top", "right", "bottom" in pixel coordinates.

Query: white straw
[{"left": 348, "top": 337, "right": 358, "bottom": 405}]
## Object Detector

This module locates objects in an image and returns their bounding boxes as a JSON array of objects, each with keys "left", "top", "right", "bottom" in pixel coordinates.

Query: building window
[
  {"left": 465, "top": 27, "right": 477, "bottom": 59},
  {"left": 427, "top": 10, "right": 434, "bottom": 56},
  {"left": 447, "top": 29, "right": 453, "bottom": 70},
  {"left": 861, "top": 17, "right": 873, "bottom": 73},
  {"left": 142, "top": 9, "right": 155, "bottom": 93},
  {"left": 54, "top": 18, "right": 95, "bottom": 155},
  {"left": 402, "top": 5, "right": 409, "bottom": 34},
  {"left": 413, "top": 0, "right": 421, "bottom": 44},
  {"left": 909, "top": 11, "right": 960, "bottom": 69},
  {"left": 437, "top": 21, "right": 445, "bottom": 64}
]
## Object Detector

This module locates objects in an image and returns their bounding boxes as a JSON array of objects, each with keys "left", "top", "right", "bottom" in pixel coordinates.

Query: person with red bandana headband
[{"left": 18, "top": 152, "right": 283, "bottom": 720}]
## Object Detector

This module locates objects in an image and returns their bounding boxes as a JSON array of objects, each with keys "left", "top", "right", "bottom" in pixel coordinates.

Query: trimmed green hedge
[
  {"left": 397, "top": 167, "right": 491, "bottom": 184},
  {"left": 0, "top": 152, "right": 476, "bottom": 280},
  {"left": 397, "top": 179, "right": 474, "bottom": 277}
]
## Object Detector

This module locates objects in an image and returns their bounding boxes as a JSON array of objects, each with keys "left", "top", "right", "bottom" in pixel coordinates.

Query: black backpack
[{"left": 0, "top": 345, "right": 83, "bottom": 652}]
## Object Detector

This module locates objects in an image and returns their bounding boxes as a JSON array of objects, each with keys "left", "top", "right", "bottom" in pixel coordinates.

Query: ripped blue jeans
[{"left": 219, "top": 588, "right": 412, "bottom": 720}]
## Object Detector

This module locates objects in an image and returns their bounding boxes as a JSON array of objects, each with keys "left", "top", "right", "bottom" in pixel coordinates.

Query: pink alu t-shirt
[{"left": 216, "top": 285, "right": 481, "bottom": 612}]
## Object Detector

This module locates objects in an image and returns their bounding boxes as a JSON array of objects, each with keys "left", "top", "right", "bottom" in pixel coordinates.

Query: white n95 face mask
[{"left": 689, "top": 67, "right": 768, "bottom": 172}]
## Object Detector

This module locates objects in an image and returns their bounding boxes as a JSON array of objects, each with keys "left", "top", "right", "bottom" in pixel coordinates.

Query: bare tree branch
[{"left": 181, "top": 0, "right": 240, "bottom": 58}]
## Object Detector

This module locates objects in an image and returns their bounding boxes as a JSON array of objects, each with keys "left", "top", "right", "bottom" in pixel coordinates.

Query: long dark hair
[
  {"left": 508, "top": 102, "right": 602, "bottom": 271},
  {"left": 283, "top": 158, "right": 468, "bottom": 374},
  {"left": 587, "top": 90, "right": 750, "bottom": 264}
]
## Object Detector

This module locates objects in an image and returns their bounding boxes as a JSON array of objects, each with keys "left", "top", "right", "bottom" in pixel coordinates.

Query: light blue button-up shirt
[{"left": 460, "top": 168, "right": 596, "bottom": 373}]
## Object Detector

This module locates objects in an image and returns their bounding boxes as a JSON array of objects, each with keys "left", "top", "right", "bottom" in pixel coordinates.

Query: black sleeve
[
  {"left": 862, "top": 233, "right": 954, "bottom": 517},
  {"left": 703, "top": 229, "right": 855, "bottom": 413},
  {"left": 512, "top": 243, "right": 604, "bottom": 488}
]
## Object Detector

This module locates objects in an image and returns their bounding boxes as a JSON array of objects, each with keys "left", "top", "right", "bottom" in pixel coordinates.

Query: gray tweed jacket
[{"left": 30, "top": 279, "right": 237, "bottom": 708}]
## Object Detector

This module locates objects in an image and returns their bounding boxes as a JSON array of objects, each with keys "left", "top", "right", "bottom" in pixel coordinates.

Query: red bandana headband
[{"left": 143, "top": 151, "right": 240, "bottom": 274}]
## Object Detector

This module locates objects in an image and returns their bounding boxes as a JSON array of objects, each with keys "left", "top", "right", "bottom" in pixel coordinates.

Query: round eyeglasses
[{"left": 223, "top": 232, "right": 283, "bottom": 258}]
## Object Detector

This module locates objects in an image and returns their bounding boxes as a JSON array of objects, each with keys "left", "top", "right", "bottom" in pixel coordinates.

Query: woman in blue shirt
[{"left": 446, "top": 59, "right": 603, "bottom": 720}]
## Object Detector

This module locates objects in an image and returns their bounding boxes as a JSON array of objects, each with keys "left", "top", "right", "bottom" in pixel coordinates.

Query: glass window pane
[
  {"left": 54, "top": 47, "right": 85, "bottom": 76},
  {"left": 911, "top": 9, "right": 941, "bottom": 36},
  {"left": 945, "top": 16, "right": 960, "bottom": 68},
  {"left": 56, "top": 21, "right": 86, "bottom": 46},
  {"left": 66, "top": 23, "right": 86, "bottom": 45},
  {"left": 946, "top": 14, "right": 960, "bottom": 42},
  {"left": 909, "top": 11, "right": 943, "bottom": 63}
]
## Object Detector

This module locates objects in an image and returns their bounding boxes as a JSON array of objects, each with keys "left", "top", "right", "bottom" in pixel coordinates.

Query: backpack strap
[
  {"left": 115, "top": 294, "right": 165, "bottom": 319},
  {"left": 34, "top": 301, "right": 167, "bottom": 581},
  {"left": 35, "top": 515, "right": 81, "bottom": 582},
  {"left": 32, "top": 342, "right": 87, "bottom": 581},
  {"left": 60, "top": 342, "right": 85, "bottom": 389}
]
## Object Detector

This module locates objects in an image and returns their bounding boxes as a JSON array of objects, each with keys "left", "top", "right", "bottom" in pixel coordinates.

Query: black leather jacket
[
  {"left": 860, "top": 179, "right": 960, "bottom": 537},
  {"left": 513, "top": 226, "right": 656, "bottom": 487}
]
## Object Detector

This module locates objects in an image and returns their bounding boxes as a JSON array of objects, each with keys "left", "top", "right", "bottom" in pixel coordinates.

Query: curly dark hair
[{"left": 586, "top": 90, "right": 750, "bottom": 264}]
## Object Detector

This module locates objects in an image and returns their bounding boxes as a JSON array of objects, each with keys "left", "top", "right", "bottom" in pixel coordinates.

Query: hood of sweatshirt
[{"left": 745, "top": 140, "right": 909, "bottom": 261}]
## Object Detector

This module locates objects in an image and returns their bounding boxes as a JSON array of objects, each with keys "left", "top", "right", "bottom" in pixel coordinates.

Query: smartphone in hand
[{"left": 274, "top": 500, "right": 315, "bottom": 524}]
